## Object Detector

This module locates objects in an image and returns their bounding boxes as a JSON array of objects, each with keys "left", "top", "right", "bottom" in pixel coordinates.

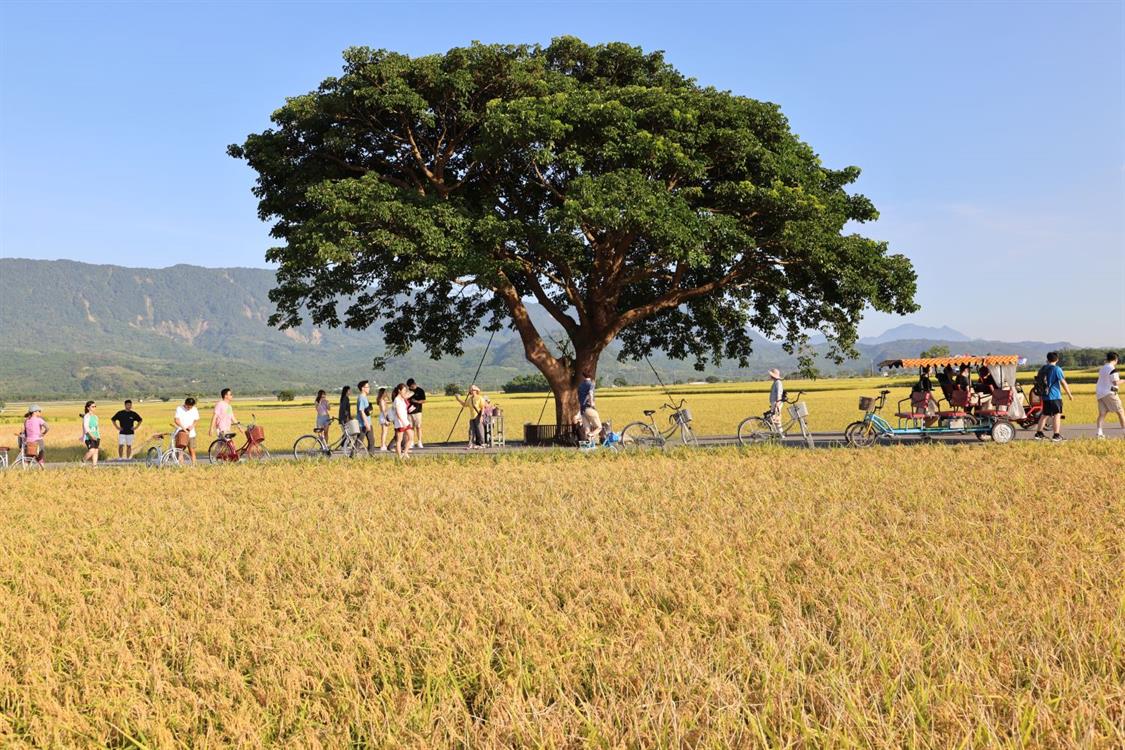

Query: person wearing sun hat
[
  {"left": 767, "top": 368, "right": 785, "bottom": 426},
  {"left": 454, "top": 384, "right": 487, "bottom": 449},
  {"left": 23, "top": 404, "right": 48, "bottom": 466}
]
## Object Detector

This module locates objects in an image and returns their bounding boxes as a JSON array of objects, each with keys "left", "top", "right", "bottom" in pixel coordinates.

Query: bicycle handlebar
[
  {"left": 660, "top": 398, "right": 688, "bottom": 410},
  {"left": 783, "top": 391, "right": 805, "bottom": 403}
]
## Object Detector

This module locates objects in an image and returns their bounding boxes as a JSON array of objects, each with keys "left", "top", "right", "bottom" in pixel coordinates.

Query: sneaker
[
  {"left": 1033, "top": 432, "right": 1045, "bottom": 441},
  {"left": 415, "top": 442, "right": 424, "bottom": 449},
  {"left": 1051, "top": 434, "right": 1064, "bottom": 442},
  {"left": 379, "top": 446, "right": 387, "bottom": 452},
  {"left": 1097, "top": 432, "right": 1106, "bottom": 440}
]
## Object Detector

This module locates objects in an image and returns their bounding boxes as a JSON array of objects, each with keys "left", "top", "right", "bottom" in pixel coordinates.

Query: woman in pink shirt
[{"left": 22, "top": 404, "right": 48, "bottom": 466}]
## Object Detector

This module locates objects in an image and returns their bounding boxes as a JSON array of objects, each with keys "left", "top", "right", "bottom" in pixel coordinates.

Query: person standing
[
  {"left": 209, "top": 388, "right": 237, "bottom": 441},
  {"left": 577, "top": 372, "right": 602, "bottom": 441},
  {"left": 391, "top": 383, "right": 414, "bottom": 458},
  {"left": 376, "top": 387, "right": 392, "bottom": 451},
  {"left": 768, "top": 368, "right": 785, "bottom": 425},
  {"left": 454, "top": 384, "right": 486, "bottom": 449},
  {"left": 355, "top": 380, "right": 374, "bottom": 455},
  {"left": 81, "top": 401, "right": 101, "bottom": 465},
  {"left": 338, "top": 385, "right": 353, "bottom": 425},
  {"left": 1034, "top": 352, "right": 1073, "bottom": 442},
  {"left": 111, "top": 399, "right": 143, "bottom": 460},
  {"left": 314, "top": 390, "right": 331, "bottom": 443},
  {"left": 174, "top": 396, "right": 201, "bottom": 465},
  {"left": 406, "top": 378, "right": 426, "bottom": 448},
  {"left": 22, "top": 405, "right": 48, "bottom": 467},
  {"left": 1095, "top": 351, "right": 1124, "bottom": 439}
]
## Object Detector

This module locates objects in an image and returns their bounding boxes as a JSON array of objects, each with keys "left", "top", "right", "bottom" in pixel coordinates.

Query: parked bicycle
[
  {"left": 208, "top": 414, "right": 270, "bottom": 463},
  {"left": 292, "top": 417, "right": 365, "bottom": 460},
  {"left": 138, "top": 429, "right": 187, "bottom": 467},
  {"left": 737, "top": 391, "right": 813, "bottom": 447},
  {"left": 620, "top": 398, "right": 697, "bottom": 448}
]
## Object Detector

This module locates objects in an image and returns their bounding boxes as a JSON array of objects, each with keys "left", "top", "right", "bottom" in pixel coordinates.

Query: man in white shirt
[
  {"left": 1095, "top": 351, "right": 1123, "bottom": 439},
  {"left": 174, "top": 396, "right": 201, "bottom": 464}
]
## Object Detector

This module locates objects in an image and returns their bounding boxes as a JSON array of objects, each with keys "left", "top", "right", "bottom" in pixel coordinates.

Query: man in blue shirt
[{"left": 1035, "top": 352, "right": 1073, "bottom": 442}]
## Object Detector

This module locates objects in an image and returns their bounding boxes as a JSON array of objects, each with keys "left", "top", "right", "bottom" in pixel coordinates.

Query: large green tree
[{"left": 231, "top": 38, "right": 917, "bottom": 424}]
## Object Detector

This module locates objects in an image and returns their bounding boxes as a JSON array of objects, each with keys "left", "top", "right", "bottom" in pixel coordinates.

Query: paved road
[{"left": 7, "top": 424, "right": 1116, "bottom": 470}]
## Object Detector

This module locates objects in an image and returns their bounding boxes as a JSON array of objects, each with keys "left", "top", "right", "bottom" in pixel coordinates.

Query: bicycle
[
  {"left": 208, "top": 414, "right": 271, "bottom": 464},
  {"left": 620, "top": 398, "right": 698, "bottom": 448},
  {"left": 737, "top": 391, "right": 813, "bottom": 447},
  {"left": 292, "top": 417, "right": 365, "bottom": 459},
  {"left": 6, "top": 433, "right": 44, "bottom": 470},
  {"left": 138, "top": 429, "right": 188, "bottom": 467}
]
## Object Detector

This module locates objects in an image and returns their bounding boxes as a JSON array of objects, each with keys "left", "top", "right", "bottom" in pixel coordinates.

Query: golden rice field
[
  {"left": 0, "top": 443, "right": 1121, "bottom": 748},
  {"left": 1, "top": 373, "right": 1112, "bottom": 463}
]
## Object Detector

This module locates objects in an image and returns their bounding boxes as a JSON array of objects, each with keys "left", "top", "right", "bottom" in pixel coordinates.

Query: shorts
[
  {"left": 409, "top": 412, "right": 422, "bottom": 430},
  {"left": 1042, "top": 399, "right": 1064, "bottom": 416},
  {"left": 85, "top": 438, "right": 101, "bottom": 449},
  {"left": 580, "top": 406, "right": 602, "bottom": 434},
  {"left": 379, "top": 413, "right": 392, "bottom": 427},
  {"left": 118, "top": 434, "right": 134, "bottom": 446},
  {"left": 316, "top": 414, "right": 330, "bottom": 429},
  {"left": 1098, "top": 393, "right": 1123, "bottom": 416},
  {"left": 395, "top": 426, "right": 413, "bottom": 434}
]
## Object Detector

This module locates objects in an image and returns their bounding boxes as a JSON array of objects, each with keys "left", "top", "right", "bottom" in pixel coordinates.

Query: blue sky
[{"left": 1, "top": 1, "right": 1121, "bottom": 345}]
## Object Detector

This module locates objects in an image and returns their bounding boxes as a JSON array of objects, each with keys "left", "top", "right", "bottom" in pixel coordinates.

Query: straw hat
[
  {"left": 767, "top": 368, "right": 782, "bottom": 380},
  {"left": 469, "top": 384, "right": 481, "bottom": 393}
]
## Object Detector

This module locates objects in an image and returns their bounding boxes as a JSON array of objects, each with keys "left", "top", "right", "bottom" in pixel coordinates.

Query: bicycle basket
[
  {"left": 788, "top": 401, "right": 809, "bottom": 420},
  {"left": 673, "top": 408, "right": 693, "bottom": 425},
  {"left": 858, "top": 396, "right": 874, "bottom": 411},
  {"left": 174, "top": 431, "right": 191, "bottom": 449},
  {"left": 247, "top": 425, "right": 265, "bottom": 444},
  {"left": 343, "top": 419, "right": 362, "bottom": 436}
]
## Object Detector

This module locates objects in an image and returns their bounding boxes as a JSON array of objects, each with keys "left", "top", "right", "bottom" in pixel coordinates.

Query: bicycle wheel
[
  {"left": 737, "top": 416, "right": 779, "bottom": 446},
  {"left": 844, "top": 420, "right": 878, "bottom": 448},
  {"left": 145, "top": 446, "right": 161, "bottom": 467},
  {"left": 678, "top": 420, "right": 698, "bottom": 446},
  {"left": 293, "top": 435, "right": 325, "bottom": 460},
  {"left": 161, "top": 448, "right": 186, "bottom": 466},
  {"left": 620, "top": 421, "right": 664, "bottom": 449},
  {"left": 208, "top": 439, "right": 238, "bottom": 464},
  {"left": 249, "top": 445, "right": 271, "bottom": 461}
]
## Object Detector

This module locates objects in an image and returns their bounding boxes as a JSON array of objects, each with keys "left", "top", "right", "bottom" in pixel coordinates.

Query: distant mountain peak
[{"left": 860, "top": 324, "right": 970, "bottom": 345}]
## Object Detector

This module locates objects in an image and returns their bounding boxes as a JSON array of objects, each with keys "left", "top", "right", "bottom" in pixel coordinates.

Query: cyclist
[
  {"left": 768, "top": 368, "right": 785, "bottom": 426},
  {"left": 209, "top": 388, "right": 236, "bottom": 441},
  {"left": 23, "top": 405, "right": 48, "bottom": 467}
]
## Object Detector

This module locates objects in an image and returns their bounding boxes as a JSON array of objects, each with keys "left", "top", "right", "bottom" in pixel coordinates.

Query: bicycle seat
[
  {"left": 222, "top": 432, "right": 237, "bottom": 440},
  {"left": 643, "top": 410, "right": 657, "bottom": 417},
  {"left": 151, "top": 433, "right": 167, "bottom": 440},
  {"left": 880, "top": 390, "right": 891, "bottom": 394}
]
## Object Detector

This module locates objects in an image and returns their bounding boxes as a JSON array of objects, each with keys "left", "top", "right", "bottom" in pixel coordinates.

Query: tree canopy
[{"left": 230, "top": 37, "right": 917, "bottom": 421}]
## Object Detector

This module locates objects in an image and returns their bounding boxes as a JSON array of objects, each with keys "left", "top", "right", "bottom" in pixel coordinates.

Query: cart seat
[
  {"left": 977, "top": 387, "right": 1014, "bottom": 417},
  {"left": 937, "top": 388, "right": 973, "bottom": 417},
  {"left": 896, "top": 391, "right": 932, "bottom": 420}
]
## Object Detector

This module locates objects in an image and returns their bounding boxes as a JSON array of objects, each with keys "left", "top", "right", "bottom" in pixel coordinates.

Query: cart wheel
[{"left": 990, "top": 420, "right": 1015, "bottom": 445}]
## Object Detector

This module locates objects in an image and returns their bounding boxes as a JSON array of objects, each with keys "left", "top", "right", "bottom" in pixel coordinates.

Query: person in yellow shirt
[{"left": 454, "top": 384, "right": 486, "bottom": 449}]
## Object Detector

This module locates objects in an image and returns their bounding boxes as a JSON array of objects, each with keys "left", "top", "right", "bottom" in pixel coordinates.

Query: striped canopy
[{"left": 879, "top": 355, "right": 1021, "bottom": 369}]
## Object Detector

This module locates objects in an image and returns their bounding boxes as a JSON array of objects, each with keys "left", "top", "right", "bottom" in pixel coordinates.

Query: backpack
[{"left": 1033, "top": 365, "right": 1051, "bottom": 397}]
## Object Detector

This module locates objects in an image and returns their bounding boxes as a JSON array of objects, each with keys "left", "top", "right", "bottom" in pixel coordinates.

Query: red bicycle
[{"left": 207, "top": 414, "right": 270, "bottom": 463}]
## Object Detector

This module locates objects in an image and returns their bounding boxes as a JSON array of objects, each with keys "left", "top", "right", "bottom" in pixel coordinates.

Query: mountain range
[{"left": 0, "top": 258, "right": 1083, "bottom": 400}]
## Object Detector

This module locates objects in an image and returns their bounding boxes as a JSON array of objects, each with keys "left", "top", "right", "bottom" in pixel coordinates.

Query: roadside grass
[
  {"left": 0, "top": 442, "right": 1122, "bottom": 747},
  {"left": 2, "top": 372, "right": 1111, "bottom": 463}
]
